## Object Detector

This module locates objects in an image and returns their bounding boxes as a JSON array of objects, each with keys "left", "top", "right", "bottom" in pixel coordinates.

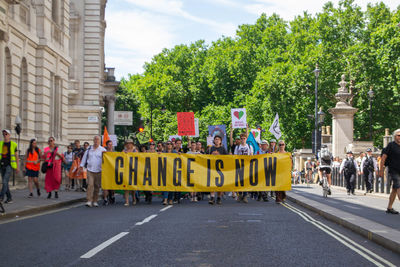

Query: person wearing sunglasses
[
  {"left": 0, "top": 129, "right": 20, "bottom": 204},
  {"left": 275, "top": 140, "right": 288, "bottom": 203},
  {"left": 380, "top": 129, "right": 400, "bottom": 214}
]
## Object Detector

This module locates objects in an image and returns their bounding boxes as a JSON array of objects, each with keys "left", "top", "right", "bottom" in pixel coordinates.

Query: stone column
[
  {"left": 105, "top": 95, "right": 115, "bottom": 135},
  {"left": 328, "top": 75, "right": 358, "bottom": 159},
  {"left": 383, "top": 128, "right": 392, "bottom": 148}
]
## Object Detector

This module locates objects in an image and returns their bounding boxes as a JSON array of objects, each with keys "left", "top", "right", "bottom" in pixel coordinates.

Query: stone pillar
[
  {"left": 105, "top": 95, "right": 115, "bottom": 135},
  {"left": 329, "top": 75, "right": 358, "bottom": 159},
  {"left": 383, "top": 128, "right": 392, "bottom": 148}
]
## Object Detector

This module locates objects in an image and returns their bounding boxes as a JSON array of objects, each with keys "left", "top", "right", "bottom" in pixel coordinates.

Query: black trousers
[
  {"left": 345, "top": 173, "right": 356, "bottom": 193},
  {"left": 363, "top": 169, "right": 374, "bottom": 191}
]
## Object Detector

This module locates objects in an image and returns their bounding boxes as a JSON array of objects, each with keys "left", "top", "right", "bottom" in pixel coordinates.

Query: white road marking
[
  {"left": 80, "top": 232, "right": 129, "bottom": 259},
  {"left": 135, "top": 214, "right": 158, "bottom": 226},
  {"left": 160, "top": 205, "right": 173, "bottom": 212},
  {"left": 282, "top": 202, "right": 396, "bottom": 267}
]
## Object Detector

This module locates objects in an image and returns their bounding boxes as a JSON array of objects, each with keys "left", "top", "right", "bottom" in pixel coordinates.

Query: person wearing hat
[
  {"left": 268, "top": 139, "right": 278, "bottom": 153},
  {"left": 360, "top": 148, "right": 378, "bottom": 195},
  {"left": 207, "top": 134, "right": 228, "bottom": 205},
  {"left": 318, "top": 145, "right": 333, "bottom": 195},
  {"left": 340, "top": 151, "right": 359, "bottom": 195},
  {"left": 0, "top": 129, "right": 20, "bottom": 203}
]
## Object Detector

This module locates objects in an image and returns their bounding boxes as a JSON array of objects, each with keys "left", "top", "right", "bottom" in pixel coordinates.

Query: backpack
[
  {"left": 320, "top": 147, "right": 330, "bottom": 161},
  {"left": 344, "top": 158, "right": 356, "bottom": 175}
]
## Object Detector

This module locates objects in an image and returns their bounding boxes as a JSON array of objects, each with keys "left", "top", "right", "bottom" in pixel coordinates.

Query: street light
[
  {"left": 313, "top": 63, "right": 320, "bottom": 158},
  {"left": 13, "top": 115, "right": 21, "bottom": 186},
  {"left": 368, "top": 87, "right": 374, "bottom": 140}
]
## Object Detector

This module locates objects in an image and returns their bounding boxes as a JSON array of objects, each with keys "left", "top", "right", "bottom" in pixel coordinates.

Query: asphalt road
[{"left": 0, "top": 195, "right": 399, "bottom": 267}]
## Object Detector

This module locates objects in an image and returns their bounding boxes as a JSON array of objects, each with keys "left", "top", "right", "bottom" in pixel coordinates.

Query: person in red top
[{"left": 25, "top": 139, "right": 42, "bottom": 197}]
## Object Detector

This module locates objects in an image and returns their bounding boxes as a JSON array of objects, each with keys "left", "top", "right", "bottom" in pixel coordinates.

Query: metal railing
[{"left": 331, "top": 166, "right": 391, "bottom": 194}]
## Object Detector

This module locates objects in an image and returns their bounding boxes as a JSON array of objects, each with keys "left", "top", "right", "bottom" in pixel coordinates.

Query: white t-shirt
[{"left": 234, "top": 144, "right": 253, "bottom": 155}]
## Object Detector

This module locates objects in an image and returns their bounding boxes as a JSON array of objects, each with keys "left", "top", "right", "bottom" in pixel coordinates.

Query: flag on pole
[
  {"left": 102, "top": 126, "right": 110, "bottom": 147},
  {"left": 246, "top": 131, "right": 259, "bottom": 153},
  {"left": 269, "top": 113, "right": 282, "bottom": 140}
]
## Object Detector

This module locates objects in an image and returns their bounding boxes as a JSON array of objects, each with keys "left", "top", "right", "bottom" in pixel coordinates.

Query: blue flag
[{"left": 246, "top": 132, "right": 259, "bottom": 154}]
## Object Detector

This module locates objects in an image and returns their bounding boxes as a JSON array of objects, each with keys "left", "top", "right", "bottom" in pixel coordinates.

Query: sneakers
[
  {"left": 85, "top": 201, "right": 93, "bottom": 207},
  {"left": 209, "top": 197, "right": 215, "bottom": 205},
  {"left": 386, "top": 208, "right": 399, "bottom": 214},
  {"left": 162, "top": 199, "right": 168, "bottom": 205},
  {"left": 4, "top": 199, "right": 13, "bottom": 204},
  {"left": 216, "top": 197, "right": 222, "bottom": 205},
  {"left": 103, "top": 199, "right": 109, "bottom": 206},
  {"left": 263, "top": 197, "right": 269, "bottom": 202},
  {"left": 28, "top": 193, "right": 33, "bottom": 198},
  {"left": 92, "top": 202, "right": 99, "bottom": 207}
]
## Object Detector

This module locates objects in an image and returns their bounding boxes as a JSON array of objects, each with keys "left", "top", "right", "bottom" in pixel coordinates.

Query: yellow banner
[{"left": 102, "top": 152, "right": 292, "bottom": 192}]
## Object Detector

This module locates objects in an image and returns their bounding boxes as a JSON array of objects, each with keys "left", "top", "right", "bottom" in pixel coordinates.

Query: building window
[
  {"left": 52, "top": 0, "right": 59, "bottom": 24},
  {"left": 19, "top": 4, "right": 30, "bottom": 26},
  {"left": 19, "top": 58, "right": 28, "bottom": 131}
]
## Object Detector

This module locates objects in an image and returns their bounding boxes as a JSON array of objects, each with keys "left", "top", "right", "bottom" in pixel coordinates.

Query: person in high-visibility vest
[{"left": 0, "top": 129, "right": 20, "bottom": 203}]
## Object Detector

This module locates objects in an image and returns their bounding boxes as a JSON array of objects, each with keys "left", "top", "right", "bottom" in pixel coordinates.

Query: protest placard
[
  {"left": 231, "top": 108, "right": 247, "bottom": 128},
  {"left": 177, "top": 112, "right": 195, "bottom": 136}
]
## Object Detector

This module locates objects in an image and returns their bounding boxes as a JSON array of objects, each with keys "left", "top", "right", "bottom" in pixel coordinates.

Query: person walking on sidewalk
[
  {"left": 81, "top": 136, "right": 106, "bottom": 207},
  {"left": 44, "top": 137, "right": 63, "bottom": 199},
  {"left": 0, "top": 129, "right": 20, "bottom": 204},
  {"left": 63, "top": 145, "right": 74, "bottom": 191},
  {"left": 340, "top": 151, "right": 359, "bottom": 195},
  {"left": 379, "top": 129, "right": 400, "bottom": 214},
  {"left": 25, "top": 139, "right": 42, "bottom": 197},
  {"left": 361, "top": 148, "right": 378, "bottom": 195}
]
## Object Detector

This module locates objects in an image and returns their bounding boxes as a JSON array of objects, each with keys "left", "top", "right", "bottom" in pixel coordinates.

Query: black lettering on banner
[
  {"left": 235, "top": 159, "right": 245, "bottom": 186},
  {"left": 158, "top": 157, "right": 167, "bottom": 186},
  {"left": 129, "top": 157, "right": 138, "bottom": 186},
  {"left": 186, "top": 158, "right": 195, "bottom": 187},
  {"left": 143, "top": 157, "right": 152, "bottom": 185},
  {"left": 207, "top": 159, "right": 211, "bottom": 187},
  {"left": 173, "top": 158, "right": 182, "bottom": 186},
  {"left": 115, "top": 157, "right": 123, "bottom": 185},
  {"left": 264, "top": 157, "right": 277, "bottom": 186},
  {"left": 249, "top": 158, "right": 258, "bottom": 186},
  {"left": 215, "top": 159, "right": 224, "bottom": 187}
]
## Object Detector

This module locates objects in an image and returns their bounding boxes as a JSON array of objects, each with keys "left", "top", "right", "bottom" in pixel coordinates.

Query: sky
[{"left": 104, "top": 0, "right": 399, "bottom": 80}]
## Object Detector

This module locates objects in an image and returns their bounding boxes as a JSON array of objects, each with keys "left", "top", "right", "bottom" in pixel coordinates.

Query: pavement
[
  {"left": 0, "top": 187, "right": 86, "bottom": 220},
  {"left": 1, "top": 183, "right": 400, "bottom": 257},
  {"left": 1, "top": 195, "right": 399, "bottom": 266},
  {"left": 287, "top": 184, "right": 400, "bottom": 254}
]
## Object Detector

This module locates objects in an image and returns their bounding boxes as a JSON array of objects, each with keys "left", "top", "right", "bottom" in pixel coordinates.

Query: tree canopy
[{"left": 113, "top": 0, "right": 400, "bottom": 150}]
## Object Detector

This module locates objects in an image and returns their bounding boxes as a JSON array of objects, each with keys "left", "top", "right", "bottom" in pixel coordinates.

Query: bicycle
[{"left": 321, "top": 170, "right": 329, "bottom": 198}]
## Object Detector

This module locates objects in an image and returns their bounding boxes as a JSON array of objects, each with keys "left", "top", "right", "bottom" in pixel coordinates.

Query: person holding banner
[
  {"left": 123, "top": 139, "right": 137, "bottom": 207},
  {"left": 102, "top": 140, "right": 115, "bottom": 205},
  {"left": 162, "top": 141, "right": 177, "bottom": 205},
  {"left": 234, "top": 133, "right": 253, "bottom": 203},
  {"left": 207, "top": 134, "right": 228, "bottom": 205},
  {"left": 269, "top": 139, "right": 278, "bottom": 153},
  {"left": 256, "top": 140, "right": 270, "bottom": 202},
  {"left": 143, "top": 141, "right": 157, "bottom": 204},
  {"left": 275, "top": 140, "right": 289, "bottom": 203},
  {"left": 187, "top": 142, "right": 200, "bottom": 202}
]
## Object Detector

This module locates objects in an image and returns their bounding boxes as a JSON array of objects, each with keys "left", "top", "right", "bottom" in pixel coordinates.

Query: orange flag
[{"left": 103, "top": 126, "right": 110, "bottom": 147}]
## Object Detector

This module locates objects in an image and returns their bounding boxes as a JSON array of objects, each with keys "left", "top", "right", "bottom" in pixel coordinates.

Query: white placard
[
  {"left": 250, "top": 129, "right": 261, "bottom": 143},
  {"left": 188, "top": 118, "right": 199, "bottom": 137},
  {"left": 114, "top": 111, "right": 133, "bottom": 126},
  {"left": 231, "top": 108, "right": 247, "bottom": 129},
  {"left": 88, "top": 116, "right": 98, "bottom": 122}
]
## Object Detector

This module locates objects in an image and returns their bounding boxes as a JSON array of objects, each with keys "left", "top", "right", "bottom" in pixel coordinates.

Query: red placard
[{"left": 177, "top": 112, "right": 195, "bottom": 136}]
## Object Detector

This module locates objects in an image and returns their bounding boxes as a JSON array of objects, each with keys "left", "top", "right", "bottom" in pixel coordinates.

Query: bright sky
[{"left": 104, "top": 0, "right": 399, "bottom": 80}]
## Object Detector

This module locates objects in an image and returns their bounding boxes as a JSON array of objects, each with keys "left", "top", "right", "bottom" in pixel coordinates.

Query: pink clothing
[{"left": 44, "top": 146, "right": 62, "bottom": 193}]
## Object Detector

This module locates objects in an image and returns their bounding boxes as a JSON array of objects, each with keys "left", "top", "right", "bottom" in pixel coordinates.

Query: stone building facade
[{"left": 0, "top": 0, "right": 118, "bottom": 156}]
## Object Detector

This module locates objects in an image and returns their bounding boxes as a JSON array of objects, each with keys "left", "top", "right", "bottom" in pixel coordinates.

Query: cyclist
[
  {"left": 318, "top": 145, "right": 333, "bottom": 195},
  {"left": 304, "top": 157, "right": 315, "bottom": 184}
]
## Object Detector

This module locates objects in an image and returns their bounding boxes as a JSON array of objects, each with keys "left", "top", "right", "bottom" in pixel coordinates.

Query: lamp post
[
  {"left": 313, "top": 64, "right": 320, "bottom": 158},
  {"left": 368, "top": 87, "right": 374, "bottom": 140},
  {"left": 318, "top": 108, "right": 325, "bottom": 147},
  {"left": 13, "top": 115, "right": 21, "bottom": 186}
]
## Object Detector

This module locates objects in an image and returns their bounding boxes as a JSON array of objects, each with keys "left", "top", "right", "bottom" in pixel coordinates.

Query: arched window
[
  {"left": 19, "top": 58, "right": 28, "bottom": 130},
  {"left": 5, "top": 47, "right": 12, "bottom": 130}
]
